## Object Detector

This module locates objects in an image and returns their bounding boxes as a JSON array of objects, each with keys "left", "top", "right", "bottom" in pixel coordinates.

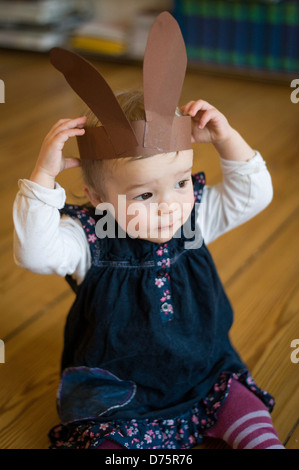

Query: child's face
[{"left": 88, "top": 150, "right": 195, "bottom": 244}]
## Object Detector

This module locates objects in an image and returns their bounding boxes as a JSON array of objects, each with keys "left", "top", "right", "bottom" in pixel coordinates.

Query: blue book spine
[
  {"left": 216, "top": 2, "right": 235, "bottom": 66},
  {"left": 284, "top": 3, "right": 299, "bottom": 72},
  {"left": 267, "top": 4, "right": 284, "bottom": 71},
  {"left": 249, "top": 3, "right": 267, "bottom": 70},
  {"left": 201, "top": 15, "right": 220, "bottom": 64},
  {"left": 232, "top": 3, "right": 251, "bottom": 68},
  {"left": 185, "top": 14, "right": 204, "bottom": 61}
]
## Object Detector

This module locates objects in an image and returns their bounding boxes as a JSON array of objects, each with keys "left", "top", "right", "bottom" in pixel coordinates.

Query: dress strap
[
  {"left": 192, "top": 172, "right": 206, "bottom": 204},
  {"left": 60, "top": 203, "right": 99, "bottom": 260}
]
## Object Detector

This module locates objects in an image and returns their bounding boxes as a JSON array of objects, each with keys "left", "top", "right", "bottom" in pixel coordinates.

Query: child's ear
[{"left": 83, "top": 184, "right": 103, "bottom": 207}]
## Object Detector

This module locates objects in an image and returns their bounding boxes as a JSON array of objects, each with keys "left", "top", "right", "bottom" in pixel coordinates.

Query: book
[
  {"left": 70, "top": 21, "right": 128, "bottom": 56},
  {"left": 0, "top": 0, "right": 76, "bottom": 24}
]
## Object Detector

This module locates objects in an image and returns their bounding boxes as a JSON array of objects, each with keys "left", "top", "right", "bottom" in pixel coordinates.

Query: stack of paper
[
  {"left": 70, "top": 21, "right": 128, "bottom": 56},
  {"left": 0, "top": 0, "right": 86, "bottom": 51}
]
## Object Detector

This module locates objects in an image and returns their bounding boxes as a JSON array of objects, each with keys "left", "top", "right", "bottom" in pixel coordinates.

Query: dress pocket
[{"left": 57, "top": 366, "right": 137, "bottom": 424}]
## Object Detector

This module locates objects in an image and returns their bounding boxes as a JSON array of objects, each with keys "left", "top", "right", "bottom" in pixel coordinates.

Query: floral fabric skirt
[{"left": 48, "top": 370, "right": 274, "bottom": 449}]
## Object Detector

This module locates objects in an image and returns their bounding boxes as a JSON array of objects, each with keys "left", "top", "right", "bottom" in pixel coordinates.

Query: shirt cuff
[
  {"left": 219, "top": 151, "right": 267, "bottom": 176},
  {"left": 17, "top": 178, "right": 66, "bottom": 209}
]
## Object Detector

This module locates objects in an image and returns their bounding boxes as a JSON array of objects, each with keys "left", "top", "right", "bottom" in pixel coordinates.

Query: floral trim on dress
[
  {"left": 48, "top": 370, "right": 275, "bottom": 449},
  {"left": 154, "top": 243, "right": 173, "bottom": 322},
  {"left": 61, "top": 205, "right": 95, "bottom": 235},
  {"left": 152, "top": 172, "right": 206, "bottom": 323},
  {"left": 193, "top": 172, "right": 205, "bottom": 203}
]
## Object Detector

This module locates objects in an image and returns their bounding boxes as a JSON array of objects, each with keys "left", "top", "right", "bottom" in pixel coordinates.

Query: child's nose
[
  {"left": 158, "top": 205, "right": 170, "bottom": 216},
  {"left": 157, "top": 202, "right": 178, "bottom": 216}
]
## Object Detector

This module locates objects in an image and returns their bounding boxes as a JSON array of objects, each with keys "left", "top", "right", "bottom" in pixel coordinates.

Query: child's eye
[
  {"left": 134, "top": 192, "right": 153, "bottom": 201},
  {"left": 176, "top": 179, "right": 190, "bottom": 189}
]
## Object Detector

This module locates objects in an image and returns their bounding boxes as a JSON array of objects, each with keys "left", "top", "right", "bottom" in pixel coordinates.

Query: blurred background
[
  {"left": 0, "top": 0, "right": 297, "bottom": 80},
  {"left": 0, "top": 0, "right": 298, "bottom": 450}
]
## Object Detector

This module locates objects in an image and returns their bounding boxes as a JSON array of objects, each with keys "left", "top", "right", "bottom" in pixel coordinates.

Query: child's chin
[
  {"left": 141, "top": 229, "right": 177, "bottom": 244},
  {"left": 147, "top": 235, "right": 173, "bottom": 244},
  {"left": 127, "top": 222, "right": 183, "bottom": 244}
]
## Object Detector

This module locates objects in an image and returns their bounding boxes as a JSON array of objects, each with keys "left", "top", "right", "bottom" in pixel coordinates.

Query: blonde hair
[
  {"left": 80, "top": 89, "right": 146, "bottom": 199},
  {"left": 80, "top": 89, "right": 182, "bottom": 200}
]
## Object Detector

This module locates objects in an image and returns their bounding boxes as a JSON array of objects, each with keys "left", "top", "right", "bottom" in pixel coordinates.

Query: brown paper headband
[{"left": 50, "top": 11, "right": 191, "bottom": 160}]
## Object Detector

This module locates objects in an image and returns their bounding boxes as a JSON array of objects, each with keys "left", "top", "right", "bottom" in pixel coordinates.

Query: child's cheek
[
  {"left": 181, "top": 191, "right": 195, "bottom": 225},
  {"left": 125, "top": 202, "right": 149, "bottom": 238}
]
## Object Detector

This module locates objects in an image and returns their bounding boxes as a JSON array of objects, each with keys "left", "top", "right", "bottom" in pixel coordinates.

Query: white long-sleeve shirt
[{"left": 13, "top": 152, "right": 273, "bottom": 285}]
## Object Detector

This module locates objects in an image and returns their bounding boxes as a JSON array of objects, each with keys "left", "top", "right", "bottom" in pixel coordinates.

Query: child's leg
[
  {"left": 97, "top": 439, "right": 124, "bottom": 449},
  {"left": 206, "top": 379, "right": 285, "bottom": 449}
]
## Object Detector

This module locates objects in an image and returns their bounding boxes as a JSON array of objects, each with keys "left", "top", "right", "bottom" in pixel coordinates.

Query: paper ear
[
  {"left": 49, "top": 11, "right": 191, "bottom": 159},
  {"left": 143, "top": 11, "right": 187, "bottom": 150},
  {"left": 50, "top": 47, "right": 138, "bottom": 155}
]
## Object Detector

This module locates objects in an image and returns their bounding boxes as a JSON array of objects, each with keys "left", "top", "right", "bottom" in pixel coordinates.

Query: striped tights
[{"left": 205, "top": 379, "right": 285, "bottom": 449}]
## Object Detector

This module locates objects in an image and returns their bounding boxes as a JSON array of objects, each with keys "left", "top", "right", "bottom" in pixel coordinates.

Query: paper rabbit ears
[{"left": 50, "top": 11, "right": 191, "bottom": 160}]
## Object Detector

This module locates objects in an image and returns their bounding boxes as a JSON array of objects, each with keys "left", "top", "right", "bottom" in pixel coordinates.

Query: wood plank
[
  {"left": 0, "top": 249, "right": 72, "bottom": 339},
  {"left": 228, "top": 214, "right": 299, "bottom": 444},
  {"left": 251, "top": 311, "right": 299, "bottom": 448},
  {"left": 0, "top": 294, "right": 73, "bottom": 449},
  {"left": 197, "top": 216, "right": 299, "bottom": 449},
  {"left": 228, "top": 212, "right": 298, "bottom": 365},
  {"left": 285, "top": 421, "right": 299, "bottom": 450}
]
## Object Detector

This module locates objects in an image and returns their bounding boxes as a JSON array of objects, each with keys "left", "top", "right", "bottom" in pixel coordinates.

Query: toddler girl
[{"left": 13, "top": 91, "right": 284, "bottom": 449}]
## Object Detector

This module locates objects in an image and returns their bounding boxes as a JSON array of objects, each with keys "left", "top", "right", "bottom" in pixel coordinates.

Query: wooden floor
[{"left": 0, "top": 49, "right": 298, "bottom": 449}]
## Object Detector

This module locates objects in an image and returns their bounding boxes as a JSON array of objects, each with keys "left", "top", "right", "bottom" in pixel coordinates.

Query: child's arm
[
  {"left": 13, "top": 117, "right": 91, "bottom": 284},
  {"left": 181, "top": 100, "right": 273, "bottom": 243}
]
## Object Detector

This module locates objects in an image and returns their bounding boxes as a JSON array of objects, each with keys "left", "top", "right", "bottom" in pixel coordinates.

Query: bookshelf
[
  {"left": 173, "top": 0, "right": 299, "bottom": 82},
  {"left": 0, "top": 0, "right": 297, "bottom": 83}
]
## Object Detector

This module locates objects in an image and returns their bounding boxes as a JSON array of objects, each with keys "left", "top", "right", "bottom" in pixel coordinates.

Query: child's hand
[
  {"left": 30, "top": 116, "right": 87, "bottom": 188},
  {"left": 180, "top": 100, "right": 231, "bottom": 144},
  {"left": 181, "top": 99, "right": 255, "bottom": 161}
]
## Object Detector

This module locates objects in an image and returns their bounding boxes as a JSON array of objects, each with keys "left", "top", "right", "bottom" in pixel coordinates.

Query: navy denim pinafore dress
[{"left": 49, "top": 172, "right": 274, "bottom": 449}]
